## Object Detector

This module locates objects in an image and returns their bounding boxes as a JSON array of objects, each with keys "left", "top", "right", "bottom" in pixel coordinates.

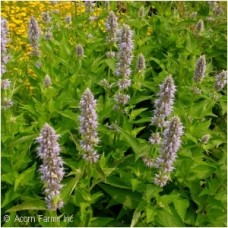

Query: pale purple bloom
[
  {"left": 106, "top": 11, "right": 118, "bottom": 44},
  {"left": 195, "top": 19, "right": 204, "bottom": 32},
  {"left": 142, "top": 157, "right": 154, "bottom": 168},
  {"left": 76, "top": 44, "right": 84, "bottom": 58},
  {"left": 100, "top": 79, "right": 113, "bottom": 89},
  {"left": 1, "top": 79, "right": 11, "bottom": 90},
  {"left": 43, "top": 75, "right": 52, "bottom": 87},
  {"left": 114, "top": 93, "right": 130, "bottom": 106},
  {"left": 42, "top": 12, "right": 51, "bottom": 24},
  {"left": 65, "top": 15, "right": 72, "bottom": 24},
  {"left": 152, "top": 75, "right": 176, "bottom": 127},
  {"left": 149, "top": 132, "right": 161, "bottom": 145},
  {"left": 44, "top": 28, "right": 53, "bottom": 40},
  {"left": 85, "top": 1, "right": 94, "bottom": 13},
  {"left": 201, "top": 134, "right": 210, "bottom": 144},
  {"left": 28, "top": 16, "right": 41, "bottom": 56},
  {"left": 116, "top": 24, "right": 133, "bottom": 78},
  {"left": 117, "top": 77, "right": 131, "bottom": 90},
  {"left": 106, "top": 51, "right": 115, "bottom": 58},
  {"left": 79, "top": 88, "right": 100, "bottom": 163},
  {"left": 154, "top": 172, "right": 169, "bottom": 187},
  {"left": 136, "top": 53, "right": 146, "bottom": 73},
  {"left": 2, "top": 98, "right": 13, "bottom": 110},
  {"left": 154, "top": 116, "right": 183, "bottom": 187},
  {"left": 193, "top": 55, "right": 206, "bottom": 83},
  {"left": 1, "top": 17, "right": 10, "bottom": 74},
  {"left": 37, "top": 123, "right": 64, "bottom": 210},
  {"left": 215, "top": 70, "right": 227, "bottom": 91}
]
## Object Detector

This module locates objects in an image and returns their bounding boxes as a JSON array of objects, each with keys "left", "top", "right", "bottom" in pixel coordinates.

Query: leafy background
[{"left": 1, "top": 1, "right": 227, "bottom": 227}]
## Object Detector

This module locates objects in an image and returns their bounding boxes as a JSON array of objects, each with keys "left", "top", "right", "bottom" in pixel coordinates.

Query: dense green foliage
[{"left": 1, "top": 1, "right": 227, "bottom": 227}]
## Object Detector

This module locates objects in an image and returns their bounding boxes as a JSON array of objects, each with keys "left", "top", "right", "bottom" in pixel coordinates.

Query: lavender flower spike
[
  {"left": 154, "top": 116, "right": 184, "bottom": 187},
  {"left": 106, "top": 11, "right": 118, "bottom": 44},
  {"left": 1, "top": 79, "right": 11, "bottom": 90},
  {"left": 215, "top": 70, "right": 227, "bottom": 91},
  {"left": 37, "top": 123, "right": 64, "bottom": 210},
  {"left": 136, "top": 53, "right": 146, "bottom": 73},
  {"left": 28, "top": 16, "right": 41, "bottom": 56},
  {"left": 79, "top": 88, "right": 100, "bottom": 163},
  {"left": 76, "top": 44, "right": 84, "bottom": 58},
  {"left": 1, "top": 17, "right": 10, "bottom": 74},
  {"left": 195, "top": 19, "right": 204, "bottom": 33},
  {"left": 193, "top": 55, "right": 206, "bottom": 83},
  {"left": 116, "top": 24, "right": 134, "bottom": 79},
  {"left": 152, "top": 75, "right": 176, "bottom": 127}
]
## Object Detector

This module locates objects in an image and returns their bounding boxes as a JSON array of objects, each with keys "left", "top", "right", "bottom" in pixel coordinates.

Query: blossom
[
  {"left": 106, "top": 51, "right": 115, "bottom": 58},
  {"left": 201, "top": 134, "right": 210, "bottom": 144},
  {"left": 28, "top": 16, "right": 41, "bottom": 56},
  {"left": 2, "top": 98, "right": 13, "bottom": 110},
  {"left": 85, "top": 1, "right": 94, "bottom": 13},
  {"left": 100, "top": 79, "right": 113, "bottom": 89},
  {"left": 152, "top": 75, "right": 176, "bottom": 127},
  {"left": 149, "top": 133, "right": 161, "bottom": 145},
  {"left": 44, "top": 28, "right": 53, "bottom": 40},
  {"left": 142, "top": 157, "right": 154, "bottom": 168},
  {"left": 193, "top": 55, "right": 206, "bottom": 83},
  {"left": 195, "top": 19, "right": 204, "bottom": 32},
  {"left": 154, "top": 116, "right": 183, "bottom": 187},
  {"left": 37, "top": 123, "right": 64, "bottom": 210},
  {"left": 1, "top": 17, "right": 10, "bottom": 74},
  {"left": 114, "top": 93, "right": 130, "bottom": 106},
  {"left": 79, "top": 88, "right": 100, "bottom": 163},
  {"left": 116, "top": 24, "right": 133, "bottom": 78},
  {"left": 76, "top": 44, "right": 84, "bottom": 58},
  {"left": 117, "top": 77, "right": 131, "bottom": 90},
  {"left": 154, "top": 172, "right": 169, "bottom": 187},
  {"left": 42, "top": 12, "right": 51, "bottom": 24},
  {"left": 65, "top": 15, "right": 72, "bottom": 24},
  {"left": 106, "top": 11, "right": 118, "bottom": 44},
  {"left": 215, "top": 70, "right": 227, "bottom": 91},
  {"left": 1, "top": 79, "right": 11, "bottom": 90},
  {"left": 136, "top": 53, "right": 146, "bottom": 73},
  {"left": 43, "top": 75, "right": 52, "bottom": 87}
]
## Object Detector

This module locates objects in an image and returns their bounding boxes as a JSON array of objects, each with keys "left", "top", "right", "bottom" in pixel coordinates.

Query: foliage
[{"left": 1, "top": 1, "right": 227, "bottom": 227}]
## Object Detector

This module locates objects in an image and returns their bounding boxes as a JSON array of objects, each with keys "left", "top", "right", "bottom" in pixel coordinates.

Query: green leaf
[
  {"left": 7, "top": 200, "right": 46, "bottom": 212},
  {"left": 99, "top": 183, "right": 141, "bottom": 209},
  {"left": 173, "top": 198, "right": 190, "bottom": 222}
]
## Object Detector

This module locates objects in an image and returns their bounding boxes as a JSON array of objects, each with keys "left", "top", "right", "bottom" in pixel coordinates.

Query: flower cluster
[
  {"left": 76, "top": 44, "right": 84, "bottom": 58},
  {"left": 1, "top": 17, "right": 10, "bottom": 74},
  {"left": 37, "top": 123, "right": 64, "bottom": 210},
  {"left": 195, "top": 19, "right": 204, "bottom": 32},
  {"left": 85, "top": 1, "right": 94, "bottom": 13},
  {"left": 1, "top": 79, "right": 11, "bottom": 90},
  {"left": 79, "top": 88, "right": 100, "bottom": 163},
  {"left": 136, "top": 53, "right": 146, "bottom": 73},
  {"left": 215, "top": 70, "right": 227, "bottom": 91},
  {"left": 43, "top": 75, "right": 52, "bottom": 87},
  {"left": 193, "top": 55, "right": 206, "bottom": 83},
  {"left": 152, "top": 75, "right": 176, "bottom": 127},
  {"left": 42, "top": 12, "right": 51, "bottom": 24},
  {"left": 154, "top": 116, "right": 183, "bottom": 187},
  {"left": 149, "top": 133, "right": 161, "bottom": 145},
  {"left": 106, "top": 11, "right": 118, "bottom": 44},
  {"left": 2, "top": 98, "right": 13, "bottom": 110},
  {"left": 116, "top": 24, "right": 133, "bottom": 81},
  {"left": 28, "top": 16, "right": 41, "bottom": 56}
]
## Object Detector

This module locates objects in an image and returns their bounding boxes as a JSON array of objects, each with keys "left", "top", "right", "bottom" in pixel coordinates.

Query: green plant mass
[{"left": 1, "top": 1, "right": 227, "bottom": 227}]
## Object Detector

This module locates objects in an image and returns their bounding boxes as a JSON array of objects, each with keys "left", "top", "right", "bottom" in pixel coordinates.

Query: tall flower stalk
[
  {"left": 154, "top": 116, "right": 183, "bottom": 187},
  {"left": 1, "top": 17, "right": 10, "bottom": 74},
  {"left": 28, "top": 16, "right": 41, "bottom": 56},
  {"left": 79, "top": 88, "right": 100, "bottom": 163},
  {"left": 37, "top": 123, "right": 64, "bottom": 210},
  {"left": 106, "top": 11, "right": 118, "bottom": 45},
  {"left": 152, "top": 75, "right": 176, "bottom": 127},
  {"left": 215, "top": 70, "right": 227, "bottom": 91},
  {"left": 193, "top": 55, "right": 206, "bottom": 83}
]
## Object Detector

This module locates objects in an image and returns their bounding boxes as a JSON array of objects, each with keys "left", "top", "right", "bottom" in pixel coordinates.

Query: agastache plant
[
  {"left": 76, "top": 44, "right": 84, "bottom": 58},
  {"left": 193, "top": 55, "right": 206, "bottom": 83},
  {"left": 154, "top": 116, "right": 184, "bottom": 187},
  {"left": 106, "top": 11, "right": 118, "bottom": 44},
  {"left": 1, "top": 17, "right": 10, "bottom": 74},
  {"left": 37, "top": 123, "right": 64, "bottom": 210},
  {"left": 28, "top": 16, "right": 41, "bottom": 56},
  {"left": 79, "top": 88, "right": 100, "bottom": 163},
  {"left": 215, "top": 70, "right": 227, "bottom": 91},
  {"left": 136, "top": 53, "right": 146, "bottom": 73},
  {"left": 152, "top": 75, "right": 176, "bottom": 127}
]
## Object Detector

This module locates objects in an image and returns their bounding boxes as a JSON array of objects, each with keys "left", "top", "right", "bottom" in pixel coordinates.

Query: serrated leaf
[{"left": 173, "top": 198, "right": 189, "bottom": 222}]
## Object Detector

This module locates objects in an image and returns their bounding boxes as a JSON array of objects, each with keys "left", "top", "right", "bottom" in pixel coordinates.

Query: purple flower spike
[
  {"left": 106, "top": 11, "right": 118, "bottom": 44},
  {"left": 193, "top": 55, "right": 206, "bottom": 83},
  {"left": 215, "top": 70, "right": 227, "bottom": 91},
  {"left": 37, "top": 123, "right": 64, "bottom": 210},
  {"left": 79, "top": 88, "right": 100, "bottom": 163},
  {"left": 152, "top": 75, "right": 176, "bottom": 127}
]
